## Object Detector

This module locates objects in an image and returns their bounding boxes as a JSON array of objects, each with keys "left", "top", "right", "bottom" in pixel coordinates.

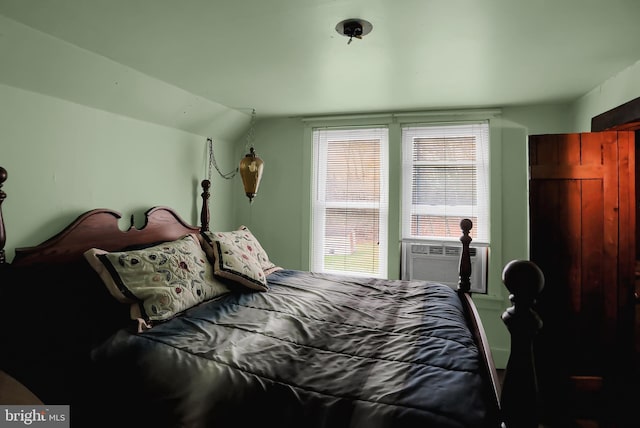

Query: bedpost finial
[
  {"left": 0, "top": 166, "right": 6, "bottom": 204},
  {"left": 458, "top": 218, "right": 473, "bottom": 293},
  {"left": 200, "top": 179, "right": 211, "bottom": 232},
  {"left": 501, "top": 259, "right": 544, "bottom": 332},
  {"left": 502, "top": 260, "right": 544, "bottom": 307},
  {"left": 460, "top": 218, "right": 472, "bottom": 235},
  {"left": 0, "top": 166, "right": 7, "bottom": 264},
  {"left": 0, "top": 166, "right": 6, "bottom": 200}
]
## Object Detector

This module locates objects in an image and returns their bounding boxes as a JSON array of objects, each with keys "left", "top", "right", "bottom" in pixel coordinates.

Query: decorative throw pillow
[
  {"left": 209, "top": 239, "right": 268, "bottom": 291},
  {"left": 202, "top": 226, "right": 281, "bottom": 275},
  {"left": 84, "top": 234, "right": 230, "bottom": 322}
]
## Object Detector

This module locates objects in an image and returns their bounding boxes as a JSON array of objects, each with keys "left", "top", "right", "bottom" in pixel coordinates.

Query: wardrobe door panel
[{"left": 529, "top": 131, "right": 635, "bottom": 425}]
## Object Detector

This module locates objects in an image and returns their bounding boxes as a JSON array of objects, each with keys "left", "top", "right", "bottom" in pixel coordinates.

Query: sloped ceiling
[{"left": 1, "top": 0, "right": 640, "bottom": 118}]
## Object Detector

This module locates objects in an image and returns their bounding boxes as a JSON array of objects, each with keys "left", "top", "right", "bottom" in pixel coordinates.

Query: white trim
[{"left": 311, "top": 127, "right": 389, "bottom": 278}]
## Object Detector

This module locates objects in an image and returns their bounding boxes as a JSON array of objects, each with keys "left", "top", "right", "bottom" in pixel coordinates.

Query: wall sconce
[{"left": 206, "top": 109, "right": 264, "bottom": 203}]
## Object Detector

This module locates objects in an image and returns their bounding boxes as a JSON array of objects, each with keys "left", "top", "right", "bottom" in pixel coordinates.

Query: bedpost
[
  {"left": 457, "top": 218, "right": 502, "bottom": 423},
  {"left": 500, "top": 260, "right": 544, "bottom": 428},
  {"left": 0, "top": 166, "right": 7, "bottom": 264},
  {"left": 458, "top": 218, "right": 472, "bottom": 292},
  {"left": 200, "top": 179, "right": 211, "bottom": 232}
]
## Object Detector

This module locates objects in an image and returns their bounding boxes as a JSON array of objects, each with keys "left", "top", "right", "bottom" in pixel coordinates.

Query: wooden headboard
[{"left": 12, "top": 207, "right": 200, "bottom": 267}]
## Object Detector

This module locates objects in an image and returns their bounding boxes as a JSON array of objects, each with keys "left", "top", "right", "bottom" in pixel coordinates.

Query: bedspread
[{"left": 91, "top": 269, "right": 489, "bottom": 428}]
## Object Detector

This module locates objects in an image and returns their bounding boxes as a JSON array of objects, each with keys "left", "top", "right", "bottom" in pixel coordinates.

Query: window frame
[
  {"left": 311, "top": 126, "right": 389, "bottom": 278},
  {"left": 401, "top": 121, "right": 490, "bottom": 245}
]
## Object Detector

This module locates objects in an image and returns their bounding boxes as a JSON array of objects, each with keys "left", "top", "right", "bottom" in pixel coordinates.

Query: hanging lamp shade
[{"left": 239, "top": 147, "right": 264, "bottom": 203}]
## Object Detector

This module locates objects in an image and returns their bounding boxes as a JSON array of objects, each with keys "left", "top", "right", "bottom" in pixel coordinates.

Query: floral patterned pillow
[
  {"left": 84, "top": 234, "right": 230, "bottom": 322},
  {"left": 209, "top": 239, "right": 268, "bottom": 291},
  {"left": 201, "top": 226, "right": 281, "bottom": 291}
]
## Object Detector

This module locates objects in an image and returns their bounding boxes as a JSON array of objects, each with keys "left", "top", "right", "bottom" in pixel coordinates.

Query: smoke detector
[{"left": 335, "top": 18, "right": 373, "bottom": 44}]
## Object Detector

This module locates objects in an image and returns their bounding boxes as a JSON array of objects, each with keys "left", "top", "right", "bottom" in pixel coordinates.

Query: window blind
[
  {"left": 312, "top": 127, "right": 389, "bottom": 277},
  {"left": 401, "top": 122, "right": 489, "bottom": 244}
]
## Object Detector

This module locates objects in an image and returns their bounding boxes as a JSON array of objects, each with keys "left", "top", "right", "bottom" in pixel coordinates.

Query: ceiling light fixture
[{"left": 335, "top": 18, "right": 373, "bottom": 44}]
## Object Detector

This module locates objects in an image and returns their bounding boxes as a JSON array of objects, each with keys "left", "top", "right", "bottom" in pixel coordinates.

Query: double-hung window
[
  {"left": 312, "top": 127, "right": 389, "bottom": 278},
  {"left": 401, "top": 122, "right": 490, "bottom": 291},
  {"left": 402, "top": 122, "right": 489, "bottom": 241}
]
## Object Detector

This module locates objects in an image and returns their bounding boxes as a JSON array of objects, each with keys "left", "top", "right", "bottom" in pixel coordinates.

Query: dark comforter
[{"left": 91, "top": 269, "right": 489, "bottom": 428}]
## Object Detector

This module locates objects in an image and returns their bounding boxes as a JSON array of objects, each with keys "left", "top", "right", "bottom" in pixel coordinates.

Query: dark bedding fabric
[
  {"left": 91, "top": 269, "right": 489, "bottom": 428},
  {"left": 0, "top": 261, "right": 132, "bottom": 407}
]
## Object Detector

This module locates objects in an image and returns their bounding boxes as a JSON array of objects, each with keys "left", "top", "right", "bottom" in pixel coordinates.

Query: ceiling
[{"left": 1, "top": 0, "right": 640, "bottom": 118}]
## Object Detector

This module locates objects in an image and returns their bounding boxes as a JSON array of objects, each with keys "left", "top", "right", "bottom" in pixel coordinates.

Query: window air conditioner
[{"left": 401, "top": 241, "right": 488, "bottom": 293}]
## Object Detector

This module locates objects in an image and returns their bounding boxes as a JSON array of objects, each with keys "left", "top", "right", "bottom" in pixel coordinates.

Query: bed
[{"left": 0, "top": 166, "right": 544, "bottom": 428}]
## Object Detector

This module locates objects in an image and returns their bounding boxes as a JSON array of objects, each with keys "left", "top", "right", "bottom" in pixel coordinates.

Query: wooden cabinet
[{"left": 528, "top": 132, "right": 636, "bottom": 426}]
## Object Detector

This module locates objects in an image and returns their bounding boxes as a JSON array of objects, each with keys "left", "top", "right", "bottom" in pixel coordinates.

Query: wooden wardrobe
[{"left": 528, "top": 131, "right": 636, "bottom": 426}]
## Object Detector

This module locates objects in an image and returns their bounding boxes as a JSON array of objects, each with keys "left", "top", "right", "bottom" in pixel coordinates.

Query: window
[
  {"left": 401, "top": 122, "right": 489, "bottom": 243},
  {"left": 312, "top": 127, "right": 389, "bottom": 277}
]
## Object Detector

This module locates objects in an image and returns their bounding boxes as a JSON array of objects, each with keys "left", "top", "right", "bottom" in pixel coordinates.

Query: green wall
[
  {"left": 571, "top": 59, "right": 640, "bottom": 131},
  {"left": 0, "top": 15, "right": 248, "bottom": 260},
  {"left": 0, "top": 83, "right": 240, "bottom": 260}
]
